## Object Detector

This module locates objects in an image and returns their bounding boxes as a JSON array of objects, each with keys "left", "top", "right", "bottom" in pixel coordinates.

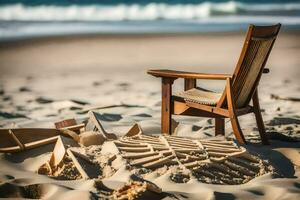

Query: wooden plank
[
  {"left": 172, "top": 99, "right": 227, "bottom": 118},
  {"left": 0, "top": 130, "right": 59, "bottom": 153},
  {"left": 185, "top": 101, "right": 229, "bottom": 117},
  {"left": 215, "top": 118, "right": 225, "bottom": 136},
  {"left": 252, "top": 90, "right": 269, "bottom": 145},
  {"left": 86, "top": 111, "right": 117, "bottom": 140},
  {"left": 231, "top": 24, "right": 281, "bottom": 108},
  {"left": 24, "top": 136, "right": 59, "bottom": 149},
  {"left": 0, "top": 128, "right": 60, "bottom": 148},
  {"left": 59, "top": 124, "right": 85, "bottom": 132},
  {"left": 184, "top": 78, "right": 196, "bottom": 91},
  {"left": 148, "top": 69, "right": 232, "bottom": 80},
  {"left": 67, "top": 149, "right": 89, "bottom": 179},
  {"left": 226, "top": 78, "right": 246, "bottom": 144},
  {"left": 8, "top": 129, "right": 25, "bottom": 150},
  {"left": 55, "top": 119, "right": 77, "bottom": 129},
  {"left": 161, "top": 78, "right": 174, "bottom": 135},
  {"left": 49, "top": 136, "right": 66, "bottom": 168},
  {"left": 236, "top": 106, "right": 254, "bottom": 116}
]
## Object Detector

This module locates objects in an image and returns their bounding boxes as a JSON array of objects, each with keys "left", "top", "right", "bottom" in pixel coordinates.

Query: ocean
[{"left": 0, "top": 0, "right": 300, "bottom": 40}]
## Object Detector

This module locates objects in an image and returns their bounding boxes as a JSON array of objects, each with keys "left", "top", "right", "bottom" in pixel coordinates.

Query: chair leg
[
  {"left": 230, "top": 114, "right": 246, "bottom": 144},
  {"left": 161, "top": 78, "right": 173, "bottom": 135},
  {"left": 252, "top": 90, "right": 269, "bottom": 145},
  {"left": 184, "top": 78, "right": 196, "bottom": 91},
  {"left": 225, "top": 78, "right": 246, "bottom": 144},
  {"left": 215, "top": 118, "right": 225, "bottom": 136}
]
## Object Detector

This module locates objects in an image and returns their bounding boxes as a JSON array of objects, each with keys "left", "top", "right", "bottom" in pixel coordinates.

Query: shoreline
[{"left": 1, "top": 28, "right": 300, "bottom": 48}]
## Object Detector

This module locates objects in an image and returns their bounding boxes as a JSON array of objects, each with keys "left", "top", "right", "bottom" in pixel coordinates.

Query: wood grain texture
[
  {"left": 148, "top": 69, "right": 232, "bottom": 80},
  {"left": 148, "top": 24, "right": 281, "bottom": 145},
  {"left": 215, "top": 118, "right": 225, "bottom": 136},
  {"left": 252, "top": 90, "right": 269, "bottom": 145},
  {"left": 226, "top": 78, "right": 246, "bottom": 144},
  {"left": 184, "top": 78, "right": 196, "bottom": 91},
  {"left": 161, "top": 78, "right": 174, "bottom": 134}
]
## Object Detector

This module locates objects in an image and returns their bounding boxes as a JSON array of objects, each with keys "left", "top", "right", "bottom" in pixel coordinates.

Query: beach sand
[{"left": 0, "top": 31, "right": 300, "bottom": 199}]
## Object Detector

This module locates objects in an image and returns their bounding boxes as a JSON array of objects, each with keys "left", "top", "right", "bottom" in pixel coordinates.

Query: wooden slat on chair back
[{"left": 232, "top": 24, "right": 281, "bottom": 108}]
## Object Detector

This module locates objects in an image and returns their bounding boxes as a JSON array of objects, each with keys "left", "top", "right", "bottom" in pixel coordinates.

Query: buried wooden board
[
  {"left": 86, "top": 111, "right": 142, "bottom": 139},
  {"left": 67, "top": 148, "right": 101, "bottom": 179},
  {"left": 49, "top": 136, "right": 67, "bottom": 168},
  {"left": 0, "top": 126, "right": 85, "bottom": 153},
  {"left": 55, "top": 118, "right": 84, "bottom": 139},
  {"left": 0, "top": 128, "right": 60, "bottom": 153},
  {"left": 113, "top": 134, "right": 271, "bottom": 185},
  {"left": 38, "top": 136, "right": 99, "bottom": 180},
  {"left": 85, "top": 111, "right": 117, "bottom": 140},
  {"left": 55, "top": 119, "right": 77, "bottom": 129},
  {"left": 112, "top": 181, "right": 162, "bottom": 200}
]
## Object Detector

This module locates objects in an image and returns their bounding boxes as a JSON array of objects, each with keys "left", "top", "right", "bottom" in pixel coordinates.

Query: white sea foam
[
  {"left": 1, "top": 15, "right": 300, "bottom": 41},
  {"left": 1, "top": 2, "right": 300, "bottom": 40},
  {"left": 0, "top": 2, "right": 300, "bottom": 21}
]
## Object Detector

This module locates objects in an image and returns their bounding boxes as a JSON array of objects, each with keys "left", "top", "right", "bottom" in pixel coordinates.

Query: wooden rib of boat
[{"left": 0, "top": 128, "right": 61, "bottom": 153}]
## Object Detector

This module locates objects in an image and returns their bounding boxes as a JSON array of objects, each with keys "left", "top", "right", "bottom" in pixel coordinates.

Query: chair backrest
[{"left": 231, "top": 24, "right": 281, "bottom": 108}]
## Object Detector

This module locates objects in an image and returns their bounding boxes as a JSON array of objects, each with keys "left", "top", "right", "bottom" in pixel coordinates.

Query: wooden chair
[{"left": 147, "top": 24, "right": 281, "bottom": 145}]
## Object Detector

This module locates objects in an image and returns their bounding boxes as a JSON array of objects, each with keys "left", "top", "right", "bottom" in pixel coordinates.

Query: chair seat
[{"left": 175, "top": 87, "right": 222, "bottom": 105}]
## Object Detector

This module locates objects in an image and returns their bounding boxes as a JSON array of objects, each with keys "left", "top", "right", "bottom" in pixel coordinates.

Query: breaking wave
[{"left": 0, "top": 1, "right": 300, "bottom": 21}]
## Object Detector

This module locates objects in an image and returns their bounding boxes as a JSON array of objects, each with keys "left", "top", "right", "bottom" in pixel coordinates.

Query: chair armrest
[
  {"left": 263, "top": 68, "right": 270, "bottom": 74},
  {"left": 147, "top": 69, "right": 232, "bottom": 80}
]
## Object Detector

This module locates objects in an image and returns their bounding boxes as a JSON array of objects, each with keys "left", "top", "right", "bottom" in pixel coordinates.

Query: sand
[{"left": 0, "top": 31, "right": 300, "bottom": 199}]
